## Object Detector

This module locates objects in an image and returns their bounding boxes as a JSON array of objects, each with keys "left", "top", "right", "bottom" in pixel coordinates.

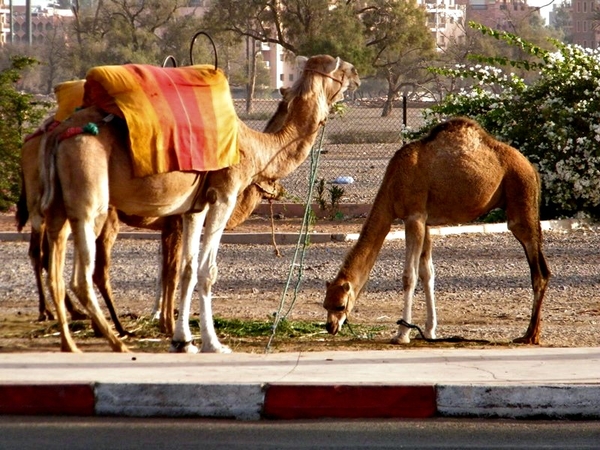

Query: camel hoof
[
  {"left": 117, "top": 329, "right": 135, "bottom": 338},
  {"left": 390, "top": 335, "right": 411, "bottom": 345},
  {"left": 37, "top": 312, "right": 53, "bottom": 322},
  {"left": 201, "top": 343, "right": 232, "bottom": 354},
  {"left": 512, "top": 335, "right": 539, "bottom": 345},
  {"left": 70, "top": 310, "right": 88, "bottom": 321},
  {"left": 169, "top": 340, "right": 198, "bottom": 354}
]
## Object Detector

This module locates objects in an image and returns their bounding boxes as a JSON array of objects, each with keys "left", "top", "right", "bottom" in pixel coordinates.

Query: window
[
  {"left": 279, "top": 74, "right": 284, "bottom": 81},
  {"left": 288, "top": 74, "right": 293, "bottom": 81}
]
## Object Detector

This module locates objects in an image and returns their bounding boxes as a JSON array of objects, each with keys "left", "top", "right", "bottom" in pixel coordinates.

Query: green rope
[{"left": 265, "top": 124, "right": 327, "bottom": 352}]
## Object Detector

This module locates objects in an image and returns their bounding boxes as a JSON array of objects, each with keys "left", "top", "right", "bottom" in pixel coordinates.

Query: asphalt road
[{"left": 1, "top": 417, "right": 599, "bottom": 450}]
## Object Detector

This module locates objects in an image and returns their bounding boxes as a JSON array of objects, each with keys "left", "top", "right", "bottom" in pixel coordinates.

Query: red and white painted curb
[{"left": 2, "top": 383, "right": 598, "bottom": 420}]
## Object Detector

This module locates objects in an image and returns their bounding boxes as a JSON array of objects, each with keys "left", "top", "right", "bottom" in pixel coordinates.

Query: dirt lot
[{"left": 0, "top": 210, "right": 599, "bottom": 353}]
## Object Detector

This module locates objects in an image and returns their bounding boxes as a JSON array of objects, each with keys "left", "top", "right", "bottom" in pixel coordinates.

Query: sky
[{"left": 528, "top": 0, "right": 557, "bottom": 24}]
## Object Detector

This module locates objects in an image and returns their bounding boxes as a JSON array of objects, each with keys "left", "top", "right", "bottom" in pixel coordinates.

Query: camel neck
[
  {"left": 241, "top": 93, "right": 327, "bottom": 181},
  {"left": 339, "top": 203, "right": 395, "bottom": 294}
]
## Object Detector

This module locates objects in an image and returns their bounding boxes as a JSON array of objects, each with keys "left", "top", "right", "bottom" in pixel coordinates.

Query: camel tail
[
  {"left": 39, "top": 132, "right": 59, "bottom": 214},
  {"left": 15, "top": 175, "right": 29, "bottom": 232}
]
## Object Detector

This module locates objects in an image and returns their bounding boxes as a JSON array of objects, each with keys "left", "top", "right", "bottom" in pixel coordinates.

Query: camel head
[
  {"left": 323, "top": 279, "right": 357, "bottom": 335},
  {"left": 293, "top": 54, "right": 360, "bottom": 107}
]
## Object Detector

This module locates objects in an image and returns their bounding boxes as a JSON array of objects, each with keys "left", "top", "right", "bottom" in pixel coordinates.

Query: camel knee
[{"left": 199, "top": 264, "right": 218, "bottom": 290}]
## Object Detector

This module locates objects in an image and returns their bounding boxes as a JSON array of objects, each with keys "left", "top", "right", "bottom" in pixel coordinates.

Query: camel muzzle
[
  {"left": 326, "top": 320, "right": 339, "bottom": 335},
  {"left": 325, "top": 312, "right": 346, "bottom": 335}
]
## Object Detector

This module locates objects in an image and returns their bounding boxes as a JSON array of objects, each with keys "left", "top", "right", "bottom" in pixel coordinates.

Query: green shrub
[
  {"left": 0, "top": 56, "right": 50, "bottom": 211},
  {"left": 405, "top": 23, "right": 600, "bottom": 219}
]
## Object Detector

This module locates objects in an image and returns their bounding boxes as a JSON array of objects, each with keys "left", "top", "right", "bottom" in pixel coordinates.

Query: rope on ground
[{"left": 265, "top": 125, "right": 327, "bottom": 353}]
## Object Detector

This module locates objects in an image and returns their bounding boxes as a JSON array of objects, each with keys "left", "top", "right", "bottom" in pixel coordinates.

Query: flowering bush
[{"left": 405, "top": 24, "right": 600, "bottom": 219}]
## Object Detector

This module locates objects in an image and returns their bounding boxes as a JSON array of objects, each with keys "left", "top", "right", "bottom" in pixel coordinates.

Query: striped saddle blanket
[{"left": 83, "top": 64, "right": 240, "bottom": 178}]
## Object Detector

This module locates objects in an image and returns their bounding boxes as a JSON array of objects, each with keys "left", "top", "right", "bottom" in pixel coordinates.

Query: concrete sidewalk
[{"left": 1, "top": 347, "right": 598, "bottom": 420}]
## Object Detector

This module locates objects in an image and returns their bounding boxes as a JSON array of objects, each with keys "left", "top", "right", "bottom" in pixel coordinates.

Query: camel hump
[{"left": 422, "top": 117, "right": 481, "bottom": 144}]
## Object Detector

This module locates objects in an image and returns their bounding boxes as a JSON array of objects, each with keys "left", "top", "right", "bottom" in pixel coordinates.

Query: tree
[
  {"left": 406, "top": 25, "right": 600, "bottom": 219},
  {"left": 0, "top": 56, "right": 50, "bottom": 211},
  {"left": 203, "top": 0, "right": 372, "bottom": 72},
  {"left": 551, "top": 2, "right": 571, "bottom": 42},
  {"left": 69, "top": 0, "right": 190, "bottom": 78},
  {"left": 360, "top": 0, "right": 436, "bottom": 116}
]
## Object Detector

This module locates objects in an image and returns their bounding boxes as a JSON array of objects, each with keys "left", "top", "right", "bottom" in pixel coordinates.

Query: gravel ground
[{"left": 1, "top": 222, "right": 599, "bottom": 350}]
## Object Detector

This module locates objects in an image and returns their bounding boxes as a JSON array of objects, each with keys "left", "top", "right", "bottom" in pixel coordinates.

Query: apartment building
[
  {"left": 0, "top": 2, "right": 73, "bottom": 45},
  {"left": 419, "top": 0, "right": 467, "bottom": 50},
  {"left": 569, "top": 0, "right": 600, "bottom": 48}
]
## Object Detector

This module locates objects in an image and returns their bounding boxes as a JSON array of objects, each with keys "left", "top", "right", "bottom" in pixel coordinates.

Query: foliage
[
  {"left": 360, "top": 0, "right": 437, "bottom": 116},
  {"left": 405, "top": 23, "right": 600, "bottom": 219},
  {"left": 314, "top": 178, "right": 346, "bottom": 220},
  {"left": 203, "top": 0, "right": 372, "bottom": 72},
  {"left": 0, "top": 56, "right": 50, "bottom": 212}
]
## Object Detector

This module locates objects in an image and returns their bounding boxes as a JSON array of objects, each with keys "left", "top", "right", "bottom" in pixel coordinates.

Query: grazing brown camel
[
  {"left": 323, "top": 117, "right": 551, "bottom": 345},
  {"left": 40, "top": 54, "right": 360, "bottom": 353}
]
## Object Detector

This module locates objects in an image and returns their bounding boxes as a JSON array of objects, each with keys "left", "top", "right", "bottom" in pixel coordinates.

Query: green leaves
[{"left": 0, "top": 56, "right": 50, "bottom": 212}]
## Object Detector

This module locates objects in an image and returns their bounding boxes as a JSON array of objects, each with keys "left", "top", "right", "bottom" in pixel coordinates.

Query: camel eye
[{"left": 334, "top": 305, "right": 346, "bottom": 312}]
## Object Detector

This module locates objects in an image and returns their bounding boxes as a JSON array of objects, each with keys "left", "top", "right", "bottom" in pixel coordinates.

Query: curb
[
  {"left": 0, "top": 219, "right": 594, "bottom": 244},
  {"left": 2, "top": 383, "right": 599, "bottom": 420}
]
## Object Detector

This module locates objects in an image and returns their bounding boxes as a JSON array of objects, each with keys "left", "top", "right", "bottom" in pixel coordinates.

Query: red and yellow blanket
[
  {"left": 84, "top": 64, "right": 240, "bottom": 177},
  {"left": 54, "top": 80, "right": 85, "bottom": 121}
]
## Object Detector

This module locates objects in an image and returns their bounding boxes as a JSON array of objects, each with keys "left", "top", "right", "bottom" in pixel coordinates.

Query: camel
[
  {"left": 17, "top": 130, "right": 181, "bottom": 335},
  {"left": 17, "top": 91, "right": 288, "bottom": 336},
  {"left": 323, "top": 117, "right": 551, "bottom": 345},
  {"left": 40, "top": 54, "right": 360, "bottom": 353}
]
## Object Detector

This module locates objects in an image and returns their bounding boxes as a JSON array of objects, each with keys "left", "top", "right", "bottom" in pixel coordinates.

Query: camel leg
[
  {"left": 159, "top": 216, "right": 182, "bottom": 336},
  {"left": 46, "top": 218, "right": 80, "bottom": 353},
  {"left": 151, "top": 246, "right": 162, "bottom": 320},
  {"left": 42, "top": 229, "right": 89, "bottom": 321},
  {"left": 196, "top": 194, "right": 237, "bottom": 353},
  {"left": 418, "top": 227, "right": 437, "bottom": 339},
  {"left": 29, "top": 226, "right": 54, "bottom": 321},
  {"left": 392, "top": 217, "right": 426, "bottom": 345},
  {"left": 92, "top": 207, "right": 132, "bottom": 337},
  {"left": 507, "top": 219, "right": 551, "bottom": 345},
  {"left": 69, "top": 216, "right": 130, "bottom": 353},
  {"left": 171, "top": 211, "right": 207, "bottom": 353}
]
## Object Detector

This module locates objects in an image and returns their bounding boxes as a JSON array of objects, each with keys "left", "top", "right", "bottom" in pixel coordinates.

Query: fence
[{"left": 234, "top": 96, "right": 430, "bottom": 205}]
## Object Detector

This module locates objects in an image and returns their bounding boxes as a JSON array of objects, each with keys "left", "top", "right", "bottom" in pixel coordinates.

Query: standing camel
[
  {"left": 323, "top": 117, "right": 550, "bottom": 345},
  {"left": 40, "top": 54, "right": 360, "bottom": 353},
  {"left": 17, "top": 91, "right": 288, "bottom": 335}
]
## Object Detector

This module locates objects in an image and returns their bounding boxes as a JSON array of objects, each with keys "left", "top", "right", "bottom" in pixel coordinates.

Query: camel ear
[
  {"left": 296, "top": 56, "right": 308, "bottom": 71},
  {"left": 324, "top": 56, "right": 341, "bottom": 74},
  {"left": 279, "top": 87, "right": 292, "bottom": 101}
]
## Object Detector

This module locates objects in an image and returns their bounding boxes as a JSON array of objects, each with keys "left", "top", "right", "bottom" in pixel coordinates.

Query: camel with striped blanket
[
  {"left": 40, "top": 55, "right": 360, "bottom": 353},
  {"left": 17, "top": 91, "right": 288, "bottom": 335}
]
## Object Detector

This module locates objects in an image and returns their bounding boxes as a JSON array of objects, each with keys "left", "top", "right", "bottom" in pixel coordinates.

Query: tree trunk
[
  {"left": 245, "top": 37, "right": 258, "bottom": 115},
  {"left": 382, "top": 86, "right": 396, "bottom": 117}
]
